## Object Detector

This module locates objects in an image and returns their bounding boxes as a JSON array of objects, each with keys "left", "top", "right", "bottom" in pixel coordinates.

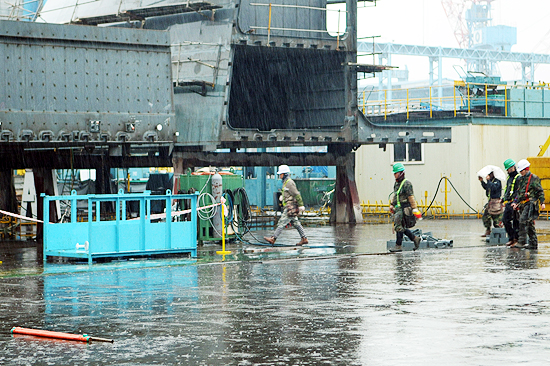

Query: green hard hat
[
  {"left": 503, "top": 158, "right": 516, "bottom": 170},
  {"left": 392, "top": 163, "right": 405, "bottom": 173}
]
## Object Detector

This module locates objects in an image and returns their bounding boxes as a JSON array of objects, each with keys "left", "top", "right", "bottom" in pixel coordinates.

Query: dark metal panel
[
  {"left": 227, "top": 45, "right": 346, "bottom": 130},
  {"left": 168, "top": 21, "right": 233, "bottom": 146},
  {"left": 0, "top": 19, "right": 169, "bottom": 47},
  {"left": 0, "top": 19, "right": 174, "bottom": 143},
  {"left": 173, "top": 150, "right": 352, "bottom": 166}
]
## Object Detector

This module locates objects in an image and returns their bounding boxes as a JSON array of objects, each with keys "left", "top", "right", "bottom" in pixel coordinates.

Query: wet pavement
[{"left": 2, "top": 219, "right": 550, "bottom": 365}]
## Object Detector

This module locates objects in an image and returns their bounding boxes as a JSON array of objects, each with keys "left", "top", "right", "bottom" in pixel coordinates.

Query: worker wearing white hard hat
[
  {"left": 276, "top": 165, "right": 290, "bottom": 175},
  {"left": 264, "top": 165, "right": 308, "bottom": 246},
  {"left": 511, "top": 159, "right": 546, "bottom": 249}
]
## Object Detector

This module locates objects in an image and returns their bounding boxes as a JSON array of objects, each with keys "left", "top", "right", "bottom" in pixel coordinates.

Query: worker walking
[
  {"left": 479, "top": 169, "right": 503, "bottom": 237},
  {"left": 512, "top": 159, "right": 546, "bottom": 249},
  {"left": 264, "top": 165, "right": 308, "bottom": 246},
  {"left": 502, "top": 159, "right": 520, "bottom": 246},
  {"left": 389, "top": 163, "right": 422, "bottom": 252}
]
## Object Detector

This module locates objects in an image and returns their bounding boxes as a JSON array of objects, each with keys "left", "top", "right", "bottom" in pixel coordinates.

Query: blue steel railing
[{"left": 42, "top": 189, "right": 198, "bottom": 264}]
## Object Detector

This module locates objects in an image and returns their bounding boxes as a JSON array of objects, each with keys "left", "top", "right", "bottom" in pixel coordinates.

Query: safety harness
[
  {"left": 520, "top": 173, "right": 533, "bottom": 204},
  {"left": 395, "top": 179, "right": 407, "bottom": 208},
  {"left": 503, "top": 175, "right": 518, "bottom": 204}
]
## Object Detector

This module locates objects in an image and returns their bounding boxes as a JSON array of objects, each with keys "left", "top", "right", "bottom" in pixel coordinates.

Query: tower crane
[{"left": 441, "top": 0, "right": 494, "bottom": 49}]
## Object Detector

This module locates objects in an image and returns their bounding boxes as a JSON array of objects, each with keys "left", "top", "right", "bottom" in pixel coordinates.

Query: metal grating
[{"left": 74, "top": 2, "right": 221, "bottom": 25}]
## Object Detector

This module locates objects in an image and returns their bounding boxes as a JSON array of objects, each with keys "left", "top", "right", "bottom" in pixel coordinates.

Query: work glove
[
  {"left": 298, "top": 206, "right": 305, "bottom": 215},
  {"left": 389, "top": 205, "right": 395, "bottom": 214},
  {"left": 412, "top": 208, "right": 422, "bottom": 220}
]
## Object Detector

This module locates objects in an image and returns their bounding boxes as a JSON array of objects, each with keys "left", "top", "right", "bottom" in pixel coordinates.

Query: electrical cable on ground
[{"left": 423, "top": 176, "right": 479, "bottom": 216}]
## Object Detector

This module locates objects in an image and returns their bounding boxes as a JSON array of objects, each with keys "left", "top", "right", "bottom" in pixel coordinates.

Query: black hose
[
  {"left": 230, "top": 187, "right": 278, "bottom": 246},
  {"left": 232, "top": 187, "right": 251, "bottom": 234},
  {"left": 222, "top": 190, "right": 234, "bottom": 225},
  {"left": 423, "top": 176, "right": 479, "bottom": 216}
]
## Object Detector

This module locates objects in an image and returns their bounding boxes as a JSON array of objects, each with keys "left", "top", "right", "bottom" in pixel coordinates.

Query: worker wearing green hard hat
[
  {"left": 392, "top": 162, "right": 405, "bottom": 174},
  {"left": 389, "top": 163, "right": 422, "bottom": 252},
  {"left": 503, "top": 158, "right": 516, "bottom": 171},
  {"left": 502, "top": 158, "right": 519, "bottom": 246}
]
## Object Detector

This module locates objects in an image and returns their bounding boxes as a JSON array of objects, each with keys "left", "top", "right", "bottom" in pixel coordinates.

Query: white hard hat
[
  {"left": 516, "top": 159, "right": 530, "bottom": 172},
  {"left": 277, "top": 165, "right": 290, "bottom": 174}
]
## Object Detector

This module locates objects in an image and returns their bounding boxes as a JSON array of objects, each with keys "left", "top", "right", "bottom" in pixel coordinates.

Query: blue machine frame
[{"left": 42, "top": 190, "right": 198, "bottom": 264}]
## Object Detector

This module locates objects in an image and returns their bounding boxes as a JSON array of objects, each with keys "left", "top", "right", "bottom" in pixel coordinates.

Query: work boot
[
  {"left": 506, "top": 239, "right": 517, "bottom": 247},
  {"left": 481, "top": 229, "right": 491, "bottom": 237},
  {"left": 512, "top": 242, "right": 527, "bottom": 249},
  {"left": 413, "top": 236, "right": 421, "bottom": 251},
  {"left": 296, "top": 237, "right": 308, "bottom": 246},
  {"left": 389, "top": 245, "right": 403, "bottom": 253},
  {"left": 264, "top": 236, "right": 276, "bottom": 245}
]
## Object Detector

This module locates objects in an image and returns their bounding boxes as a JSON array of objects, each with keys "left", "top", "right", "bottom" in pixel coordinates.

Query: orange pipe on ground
[{"left": 11, "top": 327, "right": 90, "bottom": 342}]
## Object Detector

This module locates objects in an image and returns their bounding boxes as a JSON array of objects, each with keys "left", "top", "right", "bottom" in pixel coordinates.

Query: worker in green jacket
[
  {"left": 502, "top": 159, "right": 519, "bottom": 246},
  {"left": 264, "top": 165, "right": 308, "bottom": 246},
  {"left": 512, "top": 159, "right": 546, "bottom": 249},
  {"left": 389, "top": 163, "right": 422, "bottom": 252}
]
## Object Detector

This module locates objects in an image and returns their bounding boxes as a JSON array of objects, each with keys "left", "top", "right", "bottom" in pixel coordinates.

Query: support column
[
  {"left": 172, "top": 156, "right": 185, "bottom": 193},
  {"left": 0, "top": 170, "right": 20, "bottom": 243},
  {"left": 97, "top": 155, "right": 114, "bottom": 213},
  {"left": 258, "top": 148, "right": 267, "bottom": 209},
  {"left": 330, "top": 152, "right": 362, "bottom": 224},
  {"left": 34, "top": 168, "right": 58, "bottom": 258}
]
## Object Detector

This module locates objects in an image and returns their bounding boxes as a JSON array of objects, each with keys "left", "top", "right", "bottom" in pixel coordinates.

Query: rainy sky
[{"left": 329, "top": 0, "right": 550, "bottom": 83}]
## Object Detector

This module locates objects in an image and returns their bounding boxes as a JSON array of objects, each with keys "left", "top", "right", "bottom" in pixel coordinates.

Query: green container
[
  {"left": 179, "top": 171, "right": 244, "bottom": 243},
  {"left": 294, "top": 178, "right": 335, "bottom": 207}
]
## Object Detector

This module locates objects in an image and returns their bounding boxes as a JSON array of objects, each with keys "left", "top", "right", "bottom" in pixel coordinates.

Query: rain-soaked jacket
[
  {"left": 503, "top": 171, "right": 519, "bottom": 203},
  {"left": 481, "top": 177, "right": 502, "bottom": 199},
  {"left": 281, "top": 177, "right": 304, "bottom": 207},
  {"left": 514, "top": 171, "right": 545, "bottom": 205}
]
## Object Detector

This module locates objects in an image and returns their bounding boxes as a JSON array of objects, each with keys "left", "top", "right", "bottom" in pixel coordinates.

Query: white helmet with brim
[
  {"left": 516, "top": 159, "right": 530, "bottom": 172},
  {"left": 277, "top": 165, "right": 290, "bottom": 175}
]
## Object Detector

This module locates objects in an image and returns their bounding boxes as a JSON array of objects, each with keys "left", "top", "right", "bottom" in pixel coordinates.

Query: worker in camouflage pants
[
  {"left": 479, "top": 170, "right": 503, "bottom": 237},
  {"left": 389, "top": 163, "right": 422, "bottom": 252},
  {"left": 264, "top": 165, "right": 308, "bottom": 246},
  {"left": 512, "top": 159, "right": 546, "bottom": 249}
]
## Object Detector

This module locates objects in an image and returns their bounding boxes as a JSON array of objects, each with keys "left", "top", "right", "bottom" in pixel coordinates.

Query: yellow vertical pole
[
  {"left": 444, "top": 178, "right": 449, "bottom": 217},
  {"left": 467, "top": 83, "right": 471, "bottom": 114},
  {"left": 267, "top": 3, "right": 272, "bottom": 46},
  {"left": 429, "top": 86, "right": 433, "bottom": 118},
  {"left": 216, "top": 198, "right": 231, "bottom": 256},
  {"left": 406, "top": 88, "right": 409, "bottom": 120},
  {"left": 362, "top": 90, "right": 365, "bottom": 114}
]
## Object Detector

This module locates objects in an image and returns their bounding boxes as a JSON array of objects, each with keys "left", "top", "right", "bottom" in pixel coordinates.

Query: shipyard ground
[{"left": 2, "top": 219, "right": 550, "bottom": 365}]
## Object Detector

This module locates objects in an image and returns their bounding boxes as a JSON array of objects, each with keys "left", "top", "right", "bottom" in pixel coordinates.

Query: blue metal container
[{"left": 42, "top": 190, "right": 198, "bottom": 264}]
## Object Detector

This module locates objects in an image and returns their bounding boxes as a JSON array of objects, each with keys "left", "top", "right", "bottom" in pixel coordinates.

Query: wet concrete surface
[{"left": 2, "top": 219, "right": 550, "bottom": 364}]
